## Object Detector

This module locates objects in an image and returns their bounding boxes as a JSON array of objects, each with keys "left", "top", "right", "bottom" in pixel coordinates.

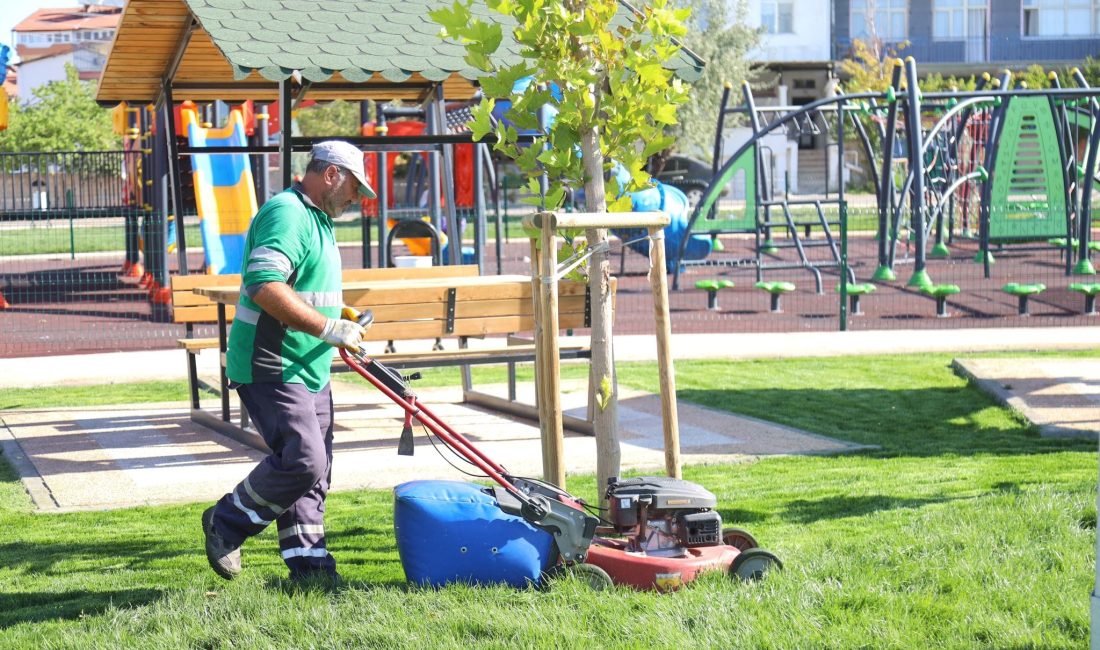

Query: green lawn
[{"left": 0, "top": 354, "right": 1094, "bottom": 648}]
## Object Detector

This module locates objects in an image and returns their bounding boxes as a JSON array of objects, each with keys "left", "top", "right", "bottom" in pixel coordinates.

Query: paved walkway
[
  {"left": 0, "top": 381, "right": 865, "bottom": 512},
  {"left": 2, "top": 325, "right": 1098, "bottom": 511},
  {"left": 953, "top": 357, "right": 1100, "bottom": 439}
]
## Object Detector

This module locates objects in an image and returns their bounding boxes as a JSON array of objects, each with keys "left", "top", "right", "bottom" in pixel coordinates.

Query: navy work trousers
[{"left": 212, "top": 381, "right": 337, "bottom": 577}]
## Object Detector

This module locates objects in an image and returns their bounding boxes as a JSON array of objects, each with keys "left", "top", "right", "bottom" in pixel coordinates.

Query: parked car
[{"left": 650, "top": 154, "right": 726, "bottom": 207}]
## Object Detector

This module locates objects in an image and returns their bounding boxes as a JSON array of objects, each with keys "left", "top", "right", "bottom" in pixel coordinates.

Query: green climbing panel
[
  {"left": 989, "top": 96, "right": 1068, "bottom": 242},
  {"left": 698, "top": 143, "right": 756, "bottom": 232}
]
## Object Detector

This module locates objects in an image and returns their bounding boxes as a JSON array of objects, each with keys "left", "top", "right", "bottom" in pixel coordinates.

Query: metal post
[
  {"left": 473, "top": 141, "right": 487, "bottom": 271},
  {"left": 162, "top": 86, "right": 188, "bottom": 275},
  {"left": 838, "top": 97, "right": 848, "bottom": 331},
  {"left": 904, "top": 57, "right": 929, "bottom": 287},
  {"left": 876, "top": 62, "right": 903, "bottom": 281},
  {"left": 711, "top": 82, "right": 732, "bottom": 221},
  {"left": 279, "top": 79, "right": 293, "bottom": 189},
  {"left": 426, "top": 104, "right": 443, "bottom": 249},
  {"left": 376, "top": 103, "right": 389, "bottom": 268},
  {"left": 434, "top": 84, "right": 461, "bottom": 266},
  {"left": 256, "top": 104, "right": 270, "bottom": 206}
]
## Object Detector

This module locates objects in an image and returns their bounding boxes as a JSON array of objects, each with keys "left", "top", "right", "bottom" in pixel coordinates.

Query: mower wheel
[
  {"left": 721, "top": 527, "right": 759, "bottom": 551},
  {"left": 730, "top": 548, "right": 782, "bottom": 582},
  {"left": 542, "top": 563, "right": 614, "bottom": 591}
]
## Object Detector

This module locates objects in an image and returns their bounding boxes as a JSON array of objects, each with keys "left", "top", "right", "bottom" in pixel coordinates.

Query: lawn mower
[{"left": 339, "top": 310, "right": 781, "bottom": 591}]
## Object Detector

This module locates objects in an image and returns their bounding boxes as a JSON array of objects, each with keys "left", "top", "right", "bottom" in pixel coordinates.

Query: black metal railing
[
  {"left": 0, "top": 150, "right": 144, "bottom": 219},
  {"left": 834, "top": 34, "right": 1100, "bottom": 67}
]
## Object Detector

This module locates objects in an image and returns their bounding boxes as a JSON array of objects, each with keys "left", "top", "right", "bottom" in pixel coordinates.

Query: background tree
[
  {"left": 837, "top": 37, "right": 909, "bottom": 93},
  {"left": 295, "top": 100, "right": 363, "bottom": 137},
  {"left": 920, "top": 72, "right": 977, "bottom": 93},
  {"left": 0, "top": 65, "right": 118, "bottom": 153},
  {"left": 667, "top": 0, "right": 759, "bottom": 161},
  {"left": 433, "top": 0, "right": 691, "bottom": 498}
]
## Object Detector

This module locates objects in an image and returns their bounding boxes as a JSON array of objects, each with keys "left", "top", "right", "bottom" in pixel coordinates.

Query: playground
[{"left": 4, "top": 53, "right": 1100, "bottom": 353}]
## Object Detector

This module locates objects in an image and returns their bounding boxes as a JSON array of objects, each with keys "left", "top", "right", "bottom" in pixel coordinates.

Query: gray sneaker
[{"left": 202, "top": 506, "right": 241, "bottom": 580}]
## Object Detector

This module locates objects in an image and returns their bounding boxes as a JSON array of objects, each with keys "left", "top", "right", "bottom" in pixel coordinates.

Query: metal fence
[{"left": 0, "top": 151, "right": 142, "bottom": 217}]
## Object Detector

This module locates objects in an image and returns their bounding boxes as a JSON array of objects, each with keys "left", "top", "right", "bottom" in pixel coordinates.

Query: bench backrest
[
  {"left": 169, "top": 265, "right": 611, "bottom": 339},
  {"left": 169, "top": 265, "right": 482, "bottom": 325},
  {"left": 170, "top": 274, "right": 240, "bottom": 323},
  {"left": 346, "top": 277, "right": 608, "bottom": 341}
]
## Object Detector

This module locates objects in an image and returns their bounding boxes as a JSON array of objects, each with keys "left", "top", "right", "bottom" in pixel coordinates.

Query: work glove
[{"left": 319, "top": 317, "right": 365, "bottom": 352}]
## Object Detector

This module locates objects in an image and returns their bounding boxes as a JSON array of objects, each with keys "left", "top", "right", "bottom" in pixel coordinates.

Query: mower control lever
[{"left": 492, "top": 484, "right": 598, "bottom": 563}]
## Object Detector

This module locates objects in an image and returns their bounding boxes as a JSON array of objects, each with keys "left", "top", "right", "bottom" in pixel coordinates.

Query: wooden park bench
[{"left": 169, "top": 265, "right": 612, "bottom": 449}]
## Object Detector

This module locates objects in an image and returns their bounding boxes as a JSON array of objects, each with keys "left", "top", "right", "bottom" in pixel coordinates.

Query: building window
[
  {"left": 761, "top": 1, "right": 795, "bottom": 34},
  {"left": 934, "top": 0, "right": 988, "bottom": 39},
  {"left": 851, "top": 0, "right": 908, "bottom": 40},
  {"left": 1023, "top": 0, "right": 1100, "bottom": 37}
]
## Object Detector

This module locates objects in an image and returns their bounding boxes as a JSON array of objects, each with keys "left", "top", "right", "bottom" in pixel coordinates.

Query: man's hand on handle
[
  {"left": 319, "top": 306, "right": 374, "bottom": 352},
  {"left": 320, "top": 317, "right": 365, "bottom": 352}
]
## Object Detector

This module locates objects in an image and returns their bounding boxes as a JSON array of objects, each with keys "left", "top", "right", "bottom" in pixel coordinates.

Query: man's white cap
[{"left": 310, "top": 140, "right": 377, "bottom": 199}]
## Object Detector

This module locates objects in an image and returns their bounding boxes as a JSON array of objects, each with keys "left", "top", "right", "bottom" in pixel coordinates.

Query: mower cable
[{"left": 420, "top": 422, "right": 489, "bottom": 480}]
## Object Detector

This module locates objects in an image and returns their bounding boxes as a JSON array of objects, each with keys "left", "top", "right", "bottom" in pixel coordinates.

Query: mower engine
[{"left": 606, "top": 476, "right": 722, "bottom": 557}]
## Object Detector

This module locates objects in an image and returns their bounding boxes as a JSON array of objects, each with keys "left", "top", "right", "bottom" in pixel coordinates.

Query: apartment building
[
  {"left": 11, "top": 2, "right": 123, "bottom": 99},
  {"left": 746, "top": 0, "right": 835, "bottom": 106},
  {"left": 835, "top": 0, "right": 1100, "bottom": 73}
]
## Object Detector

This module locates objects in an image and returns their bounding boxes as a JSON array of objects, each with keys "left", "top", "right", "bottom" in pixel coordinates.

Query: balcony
[{"left": 834, "top": 34, "right": 1100, "bottom": 71}]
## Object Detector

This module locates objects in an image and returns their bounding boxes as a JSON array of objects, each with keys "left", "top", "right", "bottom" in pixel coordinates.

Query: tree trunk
[{"left": 579, "top": 124, "right": 619, "bottom": 507}]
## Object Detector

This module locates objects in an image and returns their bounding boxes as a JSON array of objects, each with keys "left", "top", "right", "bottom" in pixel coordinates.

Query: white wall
[
  {"left": 18, "top": 52, "right": 73, "bottom": 102},
  {"left": 744, "top": 0, "right": 831, "bottom": 62}
]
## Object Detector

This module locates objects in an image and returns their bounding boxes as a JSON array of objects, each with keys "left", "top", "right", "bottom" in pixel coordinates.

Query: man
[{"left": 201, "top": 141, "right": 376, "bottom": 583}]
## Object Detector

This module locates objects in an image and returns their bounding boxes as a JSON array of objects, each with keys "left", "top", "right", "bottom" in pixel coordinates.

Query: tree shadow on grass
[
  {"left": 780, "top": 494, "right": 953, "bottom": 524},
  {"left": 0, "top": 536, "right": 189, "bottom": 576},
  {"left": 675, "top": 386, "right": 1096, "bottom": 458},
  {"left": 0, "top": 588, "right": 163, "bottom": 628}
]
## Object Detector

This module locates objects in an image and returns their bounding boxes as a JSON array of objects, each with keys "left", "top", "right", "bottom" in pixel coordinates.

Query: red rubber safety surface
[{"left": 1, "top": 235, "right": 1096, "bottom": 357}]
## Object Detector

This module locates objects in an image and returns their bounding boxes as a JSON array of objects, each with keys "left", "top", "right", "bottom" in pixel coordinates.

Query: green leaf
[
  {"left": 464, "top": 50, "right": 492, "bottom": 72},
  {"left": 545, "top": 184, "right": 566, "bottom": 209},
  {"left": 608, "top": 194, "right": 633, "bottom": 213},
  {"left": 428, "top": 2, "right": 471, "bottom": 34},
  {"left": 653, "top": 103, "right": 678, "bottom": 125},
  {"left": 468, "top": 99, "right": 495, "bottom": 141},
  {"left": 641, "top": 135, "right": 675, "bottom": 159},
  {"left": 635, "top": 63, "right": 666, "bottom": 86}
]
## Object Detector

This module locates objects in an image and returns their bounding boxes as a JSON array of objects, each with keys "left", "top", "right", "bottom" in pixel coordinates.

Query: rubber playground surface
[{"left": 4, "top": 230, "right": 1099, "bottom": 357}]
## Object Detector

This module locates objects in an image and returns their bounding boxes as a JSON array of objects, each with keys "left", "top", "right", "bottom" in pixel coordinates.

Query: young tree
[
  {"left": 669, "top": 0, "right": 760, "bottom": 160},
  {"left": 0, "top": 65, "right": 119, "bottom": 153},
  {"left": 432, "top": 0, "right": 691, "bottom": 496}
]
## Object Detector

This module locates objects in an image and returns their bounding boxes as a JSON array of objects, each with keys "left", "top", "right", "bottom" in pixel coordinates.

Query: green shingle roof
[{"left": 184, "top": 0, "right": 705, "bottom": 85}]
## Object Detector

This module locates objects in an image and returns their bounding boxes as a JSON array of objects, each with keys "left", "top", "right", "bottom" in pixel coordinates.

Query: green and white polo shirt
[{"left": 226, "top": 187, "right": 342, "bottom": 391}]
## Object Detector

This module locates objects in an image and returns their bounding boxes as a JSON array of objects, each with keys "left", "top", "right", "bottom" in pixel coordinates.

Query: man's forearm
[{"left": 250, "top": 282, "right": 328, "bottom": 337}]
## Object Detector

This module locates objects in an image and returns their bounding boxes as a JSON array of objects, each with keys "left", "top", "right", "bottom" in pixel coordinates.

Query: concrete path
[
  {"left": 953, "top": 357, "right": 1100, "bottom": 439},
  {"left": 0, "top": 381, "right": 867, "bottom": 512},
  {"left": 4, "top": 324, "right": 1097, "bottom": 511}
]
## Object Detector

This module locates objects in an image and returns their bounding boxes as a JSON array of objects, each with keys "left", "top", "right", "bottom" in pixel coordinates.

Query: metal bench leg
[{"left": 187, "top": 350, "right": 201, "bottom": 410}]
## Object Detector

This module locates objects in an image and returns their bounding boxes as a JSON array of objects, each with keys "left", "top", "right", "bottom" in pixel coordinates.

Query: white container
[{"left": 394, "top": 255, "right": 433, "bottom": 268}]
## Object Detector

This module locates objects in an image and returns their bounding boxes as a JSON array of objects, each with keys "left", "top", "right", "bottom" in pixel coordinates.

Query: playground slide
[
  {"left": 181, "top": 106, "right": 258, "bottom": 274},
  {"left": 614, "top": 181, "right": 713, "bottom": 273}
]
